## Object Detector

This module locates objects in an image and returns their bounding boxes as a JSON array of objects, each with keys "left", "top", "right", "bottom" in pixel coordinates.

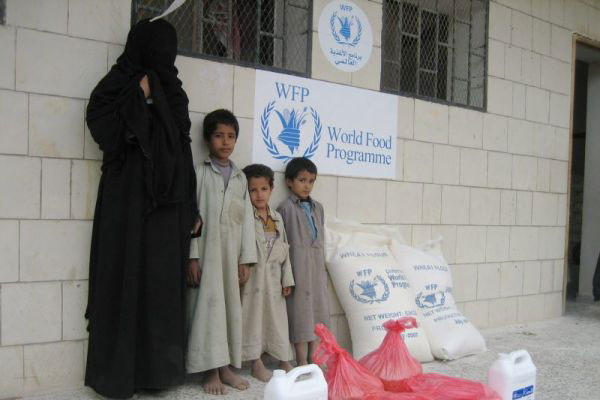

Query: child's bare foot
[
  {"left": 251, "top": 358, "right": 273, "bottom": 382},
  {"left": 219, "top": 366, "right": 249, "bottom": 390},
  {"left": 203, "top": 369, "right": 225, "bottom": 395},
  {"left": 279, "top": 360, "right": 294, "bottom": 372}
]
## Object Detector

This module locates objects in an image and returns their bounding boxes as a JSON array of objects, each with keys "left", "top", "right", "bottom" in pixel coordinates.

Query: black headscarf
[{"left": 86, "top": 18, "right": 192, "bottom": 208}]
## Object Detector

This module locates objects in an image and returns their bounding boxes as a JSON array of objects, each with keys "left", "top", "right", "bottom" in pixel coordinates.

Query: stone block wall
[{"left": 1, "top": 0, "right": 598, "bottom": 397}]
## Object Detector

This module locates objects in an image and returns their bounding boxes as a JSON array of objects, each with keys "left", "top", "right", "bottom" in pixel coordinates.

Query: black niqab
[{"left": 85, "top": 19, "right": 197, "bottom": 399}]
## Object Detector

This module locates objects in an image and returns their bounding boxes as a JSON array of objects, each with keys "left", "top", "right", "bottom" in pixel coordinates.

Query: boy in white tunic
[
  {"left": 187, "top": 109, "right": 257, "bottom": 395},
  {"left": 241, "top": 164, "right": 295, "bottom": 382}
]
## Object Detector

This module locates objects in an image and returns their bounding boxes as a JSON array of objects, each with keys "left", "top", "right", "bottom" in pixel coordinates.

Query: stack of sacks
[
  {"left": 313, "top": 321, "right": 500, "bottom": 400},
  {"left": 324, "top": 218, "right": 486, "bottom": 361},
  {"left": 325, "top": 219, "right": 433, "bottom": 362}
]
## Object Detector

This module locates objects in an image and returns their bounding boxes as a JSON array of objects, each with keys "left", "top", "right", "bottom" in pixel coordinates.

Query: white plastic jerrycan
[
  {"left": 264, "top": 364, "right": 327, "bottom": 400},
  {"left": 488, "top": 350, "right": 536, "bottom": 400}
]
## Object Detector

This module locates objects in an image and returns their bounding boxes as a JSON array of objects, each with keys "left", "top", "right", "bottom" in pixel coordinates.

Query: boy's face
[
  {"left": 286, "top": 170, "right": 316, "bottom": 200},
  {"left": 248, "top": 177, "right": 272, "bottom": 211},
  {"left": 208, "top": 123, "right": 237, "bottom": 162}
]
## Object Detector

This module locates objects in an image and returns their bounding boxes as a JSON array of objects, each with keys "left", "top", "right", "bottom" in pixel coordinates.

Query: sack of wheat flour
[
  {"left": 325, "top": 220, "right": 433, "bottom": 362},
  {"left": 390, "top": 240, "right": 486, "bottom": 360}
]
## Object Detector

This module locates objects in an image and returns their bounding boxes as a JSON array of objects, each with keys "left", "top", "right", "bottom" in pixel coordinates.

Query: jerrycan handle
[
  {"left": 285, "top": 364, "right": 324, "bottom": 384},
  {"left": 509, "top": 350, "right": 532, "bottom": 365}
]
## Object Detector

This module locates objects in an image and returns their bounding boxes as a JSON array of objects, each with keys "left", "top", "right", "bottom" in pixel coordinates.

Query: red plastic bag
[
  {"left": 359, "top": 318, "right": 423, "bottom": 392},
  {"left": 312, "top": 323, "right": 384, "bottom": 400},
  {"left": 364, "top": 391, "right": 435, "bottom": 400},
  {"left": 403, "top": 373, "right": 501, "bottom": 400}
]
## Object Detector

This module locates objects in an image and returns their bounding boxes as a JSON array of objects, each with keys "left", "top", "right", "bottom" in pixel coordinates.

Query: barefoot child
[
  {"left": 187, "top": 109, "right": 257, "bottom": 395},
  {"left": 277, "top": 157, "right": 330, "bottom": 365},
  {"left": 241, "top": 164, "right": 295, "bottom": 381}
]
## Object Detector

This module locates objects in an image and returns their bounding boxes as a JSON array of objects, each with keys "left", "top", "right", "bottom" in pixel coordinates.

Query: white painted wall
[
  {"left": 1, "top": 0, "right": 597, "bottom": 397},
  {"left": 579, "top": 63, "right": 600, "bottom": 298}
]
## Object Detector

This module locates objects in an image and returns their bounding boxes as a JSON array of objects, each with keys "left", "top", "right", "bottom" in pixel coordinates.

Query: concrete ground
[{"left": 24, "top": 300, "right": 600, "bottom": 400}]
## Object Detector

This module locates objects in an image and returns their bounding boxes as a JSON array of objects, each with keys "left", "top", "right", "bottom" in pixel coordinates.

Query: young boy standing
[
  {"left": 277, "top": 157, "right": 330, "bottom": 365},
  {"left": 241, "top": 164, "right": 295, "bottom": 381},
  {"left": 187, "top": 109, "right": 257, "bottom": 395}
]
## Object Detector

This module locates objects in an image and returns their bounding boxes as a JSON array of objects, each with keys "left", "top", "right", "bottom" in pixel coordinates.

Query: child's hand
[
  {"left": 282, "top": 287, "right": 292, "bottom": 297},
  {"left": 192, "top": 217, "right": 203, "bottom": 235},
  {"left": 238, "top": 264, "right": 250, "bottom": 285},
  {"left": 187, "top": 259, "right": 202, "bottom": 288},
  {"left": 140, "top": 75, "right": 151, "bottom": 98}
]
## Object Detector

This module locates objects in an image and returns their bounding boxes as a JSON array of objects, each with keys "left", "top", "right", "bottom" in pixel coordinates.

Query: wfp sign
[
  {"left": 318, "top": 1, "right": 373, "bottom": 72},
  {"left": 253, "top": 70, "right": 398, "bottom": 179}
]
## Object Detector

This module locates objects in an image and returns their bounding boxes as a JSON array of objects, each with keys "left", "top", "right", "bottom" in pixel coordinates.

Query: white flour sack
[
  {"left": 390, "top": 240, "right": 487, "bottom": 360},
  {"left": 325, "top": 220, "right": 433, "bottom": 362}
]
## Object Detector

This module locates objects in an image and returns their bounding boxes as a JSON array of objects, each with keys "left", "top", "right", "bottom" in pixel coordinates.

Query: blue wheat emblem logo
[
  {"left": 330, "top": 11, "right": 362, "bottom": 47},
  {"left": 415, "top": 290, "right": 446, "bottom": 309},
  {"left": 349, "top": 275, "right": 390, "bottom": 304},
  {"left": 275, "top": 107, "right": 307, "bottom": 154},
  {"left": 261, "top": 101, "right": 322, "bottom": 162}
]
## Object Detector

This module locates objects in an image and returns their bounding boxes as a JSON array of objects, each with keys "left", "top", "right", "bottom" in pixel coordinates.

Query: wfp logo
[
  {"left": 349, "top": 275, "right": 390, "bottom": 304},
  {"left": 415, "top": 290, "right": 446, "bottom": 309},
  {"left": 261, "top": 82, "right": 322, "bottom": 162},
  {"left": 330, "top": 10, "right": 362, "bottom": 47}
]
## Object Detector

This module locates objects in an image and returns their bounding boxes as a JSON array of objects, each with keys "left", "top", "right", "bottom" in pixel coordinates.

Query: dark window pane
[
  {"left": 420, "top": 71, "right": 436, "bottom": 97},
  {"left": 437, "top": 45, "right": 449, "bottom": 101},
  {"left": 400, "top": 35, "right": 418, "bottom": 94},
  {"left": 402, "top": 3, "right": 419, "bottom": 35},
  {"left": 420, "top": 10, "right": 437, "bottom": 71},
  {"left": 439, "top": 14, "right": 450, "bottom": 43},
  {"left": 383, "top": 0, "right": 402, "bottom": 61},
  {"left": 382, "top": 61, "right": 401, "bottom": 92},
  {"left": 1, "top": 0, "right": 7, "bottom": 25}
]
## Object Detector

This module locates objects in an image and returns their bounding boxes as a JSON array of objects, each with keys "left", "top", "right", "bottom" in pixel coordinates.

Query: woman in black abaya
[{"left": 85, "top": 19, "right": 198, "bottom": 398}]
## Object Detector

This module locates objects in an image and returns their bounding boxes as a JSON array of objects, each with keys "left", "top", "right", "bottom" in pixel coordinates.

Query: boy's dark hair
[
  {"left": 202, "top": 109, "right": 239, "bottom": 142},
  {"left": 242, "top": 164, "right": 274, "bottom": 188},
  {"left": 284, "top": 157, "right": 318, "bottom": 180}
]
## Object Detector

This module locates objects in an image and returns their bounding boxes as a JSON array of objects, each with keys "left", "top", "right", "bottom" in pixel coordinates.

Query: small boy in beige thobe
[
  {"left": 277, "top": 157, "right": 330, "bottom": 366},
  {"left": 240, "top": 164, "right": 295, "bottom": 382}
]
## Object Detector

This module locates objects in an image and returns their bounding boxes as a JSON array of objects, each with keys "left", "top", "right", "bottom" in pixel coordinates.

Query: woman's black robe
[{"left": 84, "top": 19, "right": 197, "bottom": 399}]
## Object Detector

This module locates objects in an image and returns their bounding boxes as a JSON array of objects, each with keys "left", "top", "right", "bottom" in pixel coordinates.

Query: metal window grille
[
  {"left": 132, "top": 0, "right": 312, "bottom": 76},
  {"left": 381, "top": 0, "right": 488, "bottom": 109}
]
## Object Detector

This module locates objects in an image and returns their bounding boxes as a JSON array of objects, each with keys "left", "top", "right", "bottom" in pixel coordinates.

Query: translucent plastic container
[
  {"left": 488, "top": 350, "right": 536, "bottom": 400},
  {"left": 264, "top": 364, "right": 327, "bottom": 400}
]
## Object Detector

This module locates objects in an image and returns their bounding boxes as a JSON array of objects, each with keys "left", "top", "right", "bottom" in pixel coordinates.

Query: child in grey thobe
[{"left": 277, "top": 194, "right": 330, "bottom": 344}]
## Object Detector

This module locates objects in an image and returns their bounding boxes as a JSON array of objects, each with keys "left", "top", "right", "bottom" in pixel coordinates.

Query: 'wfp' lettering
[
  {"left": 275, "top": 82, "right": 309, "bottom": 102},
  {"left": 356, "top": 268, "right": 373, "bottom": 277}
]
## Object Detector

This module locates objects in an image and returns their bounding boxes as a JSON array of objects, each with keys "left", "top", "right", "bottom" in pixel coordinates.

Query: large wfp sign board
[{"left": 252, "top": 70, "right": 398, "bottom": 179}]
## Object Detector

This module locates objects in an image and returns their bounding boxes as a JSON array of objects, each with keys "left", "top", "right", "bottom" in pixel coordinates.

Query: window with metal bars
[
  {"left": 381, "top": 0, "right": 488, "bottom": 109},
  {"left": 132, "top": 0, "right": 312, "bottom": 76}
]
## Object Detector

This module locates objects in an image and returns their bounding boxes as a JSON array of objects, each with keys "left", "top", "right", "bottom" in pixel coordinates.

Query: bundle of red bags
[{"left": 312, "top": 318, "right": 500, "bottom": 400}]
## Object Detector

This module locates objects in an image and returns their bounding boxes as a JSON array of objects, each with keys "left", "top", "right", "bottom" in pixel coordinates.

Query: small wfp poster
[{"left": 252, "top": 70, "right": 398, "bottom": 179}]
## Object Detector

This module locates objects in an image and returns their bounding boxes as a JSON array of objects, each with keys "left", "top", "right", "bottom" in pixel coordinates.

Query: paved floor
[{"left": 24, "top": 300, "right": 600, "bottom": 400}]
